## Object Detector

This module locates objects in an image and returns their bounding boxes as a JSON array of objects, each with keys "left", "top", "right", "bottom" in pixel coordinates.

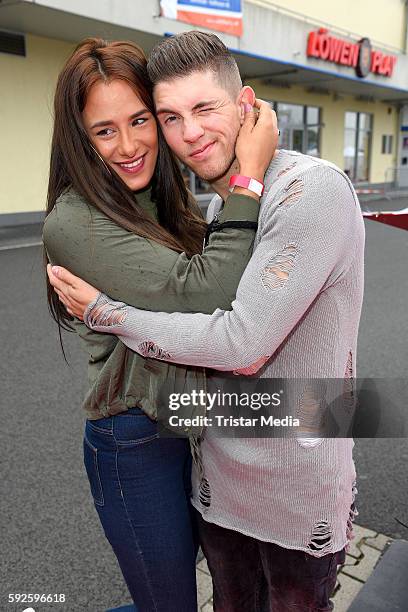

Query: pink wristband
[{"left": 229, "top": 174, "right": 264, "bottom": 197}]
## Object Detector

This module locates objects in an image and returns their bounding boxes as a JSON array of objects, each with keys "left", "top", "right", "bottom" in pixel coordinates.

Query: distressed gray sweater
[{"left": 84, "top": 150, "right": 365, "bottom": 556}]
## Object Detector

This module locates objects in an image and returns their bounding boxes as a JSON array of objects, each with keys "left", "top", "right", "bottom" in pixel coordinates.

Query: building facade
[{"left": 1, "top": 0, "right": 408, "bottom": 223}]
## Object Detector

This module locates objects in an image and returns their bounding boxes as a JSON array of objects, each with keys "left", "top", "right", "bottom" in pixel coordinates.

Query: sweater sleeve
[
  {"left": 83, "top": 166, "right": 363, "bottom": 369},
  {"left": 43, "top": 192, "right": 259, "bottom": 315}
]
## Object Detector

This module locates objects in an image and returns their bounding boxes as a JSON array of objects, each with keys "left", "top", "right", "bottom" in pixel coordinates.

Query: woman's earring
[{"left": 90, "top": 145, "right": 112, "bottom": 175}]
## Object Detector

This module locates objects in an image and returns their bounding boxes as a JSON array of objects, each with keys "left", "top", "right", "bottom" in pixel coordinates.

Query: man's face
[{"left": 154, "top": 70, "right": 241, "bottom": 183}]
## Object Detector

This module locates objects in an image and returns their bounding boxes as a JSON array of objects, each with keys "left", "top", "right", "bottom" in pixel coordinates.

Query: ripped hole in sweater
[
  {"left": 199, "top": 477, "right": 212, "bottom": 508},
  {"left": 296, "top": 386, "right": 325, "bottom": 448},
  {"left": 261, "top": 244, "right": 297, "bottom": 291},
  {"left": 279, "top": 178, "right": 304, "bottom": 207},
  {"left": 343, "top": 351, "right": 355, "bottom": 414},
  {"left": 346, "top": 482, "right": 359, "bottom": 550},
  {"left": 277, "top": 161, "right": 297, "bottom": 177},
  {"left": 308, "top": 521, "right": 333, "bottom": 554},
  {"left": 138, "top": 341, "right": 172, "bottom": 360},
  {"left": 88, "top": 303, "right": 127, "bottom": 327},
  {"left": 345, "top": 351, "right": 353, "bottom": 380}
]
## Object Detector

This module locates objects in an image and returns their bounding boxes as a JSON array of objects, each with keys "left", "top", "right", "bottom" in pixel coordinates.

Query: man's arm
[{"left": 83, "top": 166, "right": 364, "bottom": 369}]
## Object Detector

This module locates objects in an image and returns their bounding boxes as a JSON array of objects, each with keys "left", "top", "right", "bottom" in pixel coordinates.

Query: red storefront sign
[{"left": 307, "top": 29, "right": 397, "bottom": 78}]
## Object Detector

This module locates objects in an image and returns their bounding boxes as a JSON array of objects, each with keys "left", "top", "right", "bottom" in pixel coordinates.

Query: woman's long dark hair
[{"left": 45, "top": 37, "right": 207, "bottom": 336}]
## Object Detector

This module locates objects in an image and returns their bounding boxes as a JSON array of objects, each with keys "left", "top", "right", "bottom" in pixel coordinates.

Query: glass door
[
  {"left": 344, "top": 111, "right": 372, "bottom": 182},
  {"left": 275, "top": 102, "right": 320, "bottom": 156}
]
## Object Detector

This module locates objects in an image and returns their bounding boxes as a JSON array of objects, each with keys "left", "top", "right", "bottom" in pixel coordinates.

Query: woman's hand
[
  {"left": 235, "top": 99, "right": 279, "bottom": 183},
  {"left": 46, "top": 264, "right": 100, "bottom": 320}
]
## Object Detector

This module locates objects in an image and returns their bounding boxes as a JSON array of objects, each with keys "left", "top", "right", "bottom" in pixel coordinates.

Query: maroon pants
[{"left": 196, "top": 510, "right": 345, "bottom": 612}]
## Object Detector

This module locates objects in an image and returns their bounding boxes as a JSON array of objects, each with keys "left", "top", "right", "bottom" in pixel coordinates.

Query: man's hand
[
  {"left": 46, "top": 264, "right": 100, "bottom": 320},
  {"left": 235, "top": 99, "right": 279, "bottom": 183}
]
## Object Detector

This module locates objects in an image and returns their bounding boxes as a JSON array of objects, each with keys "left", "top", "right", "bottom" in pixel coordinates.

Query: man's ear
[{"left": 237, "top": 86, "right": 256, "bottom": 124}]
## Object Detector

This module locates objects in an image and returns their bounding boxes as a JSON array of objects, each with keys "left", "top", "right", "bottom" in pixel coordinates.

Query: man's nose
[
  {"left": 118, "top": 130, "right": 137, "bottom": 158},
  {"left": 182, "top": 118, "right": 205, "bottom": 143}
]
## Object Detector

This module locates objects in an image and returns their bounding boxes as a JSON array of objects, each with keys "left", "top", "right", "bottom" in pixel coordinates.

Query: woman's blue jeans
[{"left": 83, "top": 407, "right": 198, "bottom": 612}]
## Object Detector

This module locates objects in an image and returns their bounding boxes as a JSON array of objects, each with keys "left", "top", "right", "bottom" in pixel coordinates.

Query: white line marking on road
[{"left": 0, "top": 241, "right": 42, "bottom": 251}]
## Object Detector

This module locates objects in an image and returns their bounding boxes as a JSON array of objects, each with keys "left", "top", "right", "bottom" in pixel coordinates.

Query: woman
[{"left": 43, "top": 37, "right": 277, "bottom": 611}]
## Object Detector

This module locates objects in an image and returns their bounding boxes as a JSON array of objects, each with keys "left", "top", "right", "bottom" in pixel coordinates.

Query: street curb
[{"left": 347, "top": 540, "right": 408, "bottom": 611}]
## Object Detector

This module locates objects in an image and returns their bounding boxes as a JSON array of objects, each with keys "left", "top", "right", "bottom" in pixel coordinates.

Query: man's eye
[
  {"left": 199, "top": 108, "right": 215, "bottom": 113},
  {"left": 96, "top": 128, "right": 114, "bottom": 137},
  {"left": 164, "top": 115, "right": 178, "bottom": 125},
  {"left": 132, "top": 117, "right": 147, "bottom": 126}
]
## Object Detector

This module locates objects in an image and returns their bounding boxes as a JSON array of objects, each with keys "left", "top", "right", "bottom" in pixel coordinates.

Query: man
[{"left": 50, "top": 31, "right": 365, "bottom": 611}]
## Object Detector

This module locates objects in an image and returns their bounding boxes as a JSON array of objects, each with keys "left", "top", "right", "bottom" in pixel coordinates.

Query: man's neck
[
  {"left": 209, "top": 158, "right": 240, "bottom": 201},
  {"left": 208, "top": 151, "right": 280, "bottom": 201}
]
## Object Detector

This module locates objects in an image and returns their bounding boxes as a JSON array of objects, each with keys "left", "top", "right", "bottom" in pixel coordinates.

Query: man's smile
[{"left": 189, "top": 141, "right": 216, "bottom": 160}]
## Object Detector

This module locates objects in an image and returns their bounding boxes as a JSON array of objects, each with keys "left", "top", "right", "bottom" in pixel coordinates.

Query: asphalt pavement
[{"left": 0, "top": 205, "right": 407, "bottom": 611}]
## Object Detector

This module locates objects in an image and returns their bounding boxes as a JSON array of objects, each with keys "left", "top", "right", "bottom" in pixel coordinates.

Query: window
[
  {"left": 0, "top": 30, "right": 25, "bottom": 56},
  {"left": 272, "top": 102, "right": 321, "bottom": 157},
  {"left": 344, "top": 112, "right": 372, "bottom": 182},
  {"left": 381, "top": 135, "right": 393, "bottom": 154}
]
